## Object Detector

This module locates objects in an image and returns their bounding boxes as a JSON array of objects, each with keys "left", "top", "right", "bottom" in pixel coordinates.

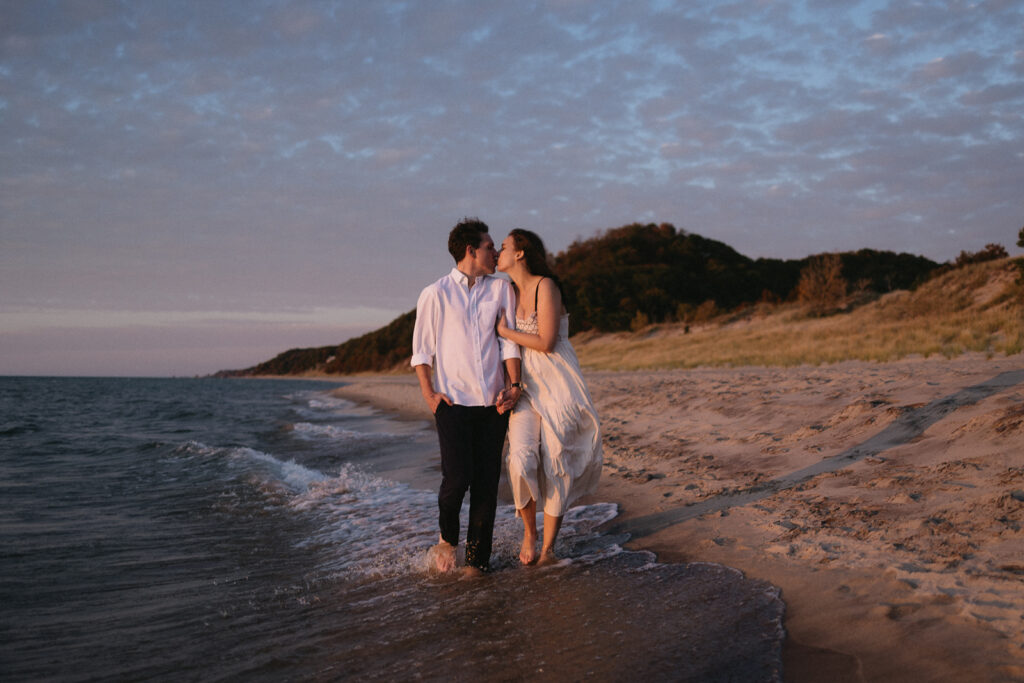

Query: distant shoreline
[{"left": 217, "top": 258, "right": 1022, "bottom": 380}]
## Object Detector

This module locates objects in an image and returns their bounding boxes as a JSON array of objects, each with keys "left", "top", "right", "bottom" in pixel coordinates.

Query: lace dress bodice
[
  {"left": 515, "top": 312, "right": 539, "bottom": 335},
  {"left": 515, "top": 311, "right": 568, "bottom": 340}
]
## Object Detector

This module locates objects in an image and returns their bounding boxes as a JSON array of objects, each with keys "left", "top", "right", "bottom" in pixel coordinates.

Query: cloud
[
  {"left": 959, "top": 81, "right": 1024, "bottom": 106},
  {"left": 0, "top": 305, "right": 400, "bottom": 333},
  {"left": 911, "top": 51, "right": 990, "bottom": 84},
  {"left": 2, "top": 0, "right": 1023, "bottom": 375}
]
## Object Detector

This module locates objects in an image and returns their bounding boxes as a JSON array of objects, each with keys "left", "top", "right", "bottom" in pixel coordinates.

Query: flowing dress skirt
[{"left": 507, "top": 314, "right": 602, "bottom": 517}]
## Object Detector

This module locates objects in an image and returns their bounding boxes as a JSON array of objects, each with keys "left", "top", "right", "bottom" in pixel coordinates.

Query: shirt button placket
[{"left": 471, "top": 286, "right": 485, "bottom": 403}]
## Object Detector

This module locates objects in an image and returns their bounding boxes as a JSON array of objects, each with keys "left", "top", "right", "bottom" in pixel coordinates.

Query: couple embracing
[{"left": 412, "top": 218, "right": 603, "bottom": 576}]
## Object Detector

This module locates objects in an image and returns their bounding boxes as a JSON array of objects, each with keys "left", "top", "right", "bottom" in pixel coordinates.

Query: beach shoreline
[{"left": 329, "top": 355, "right": 1024, "bottom": 682}]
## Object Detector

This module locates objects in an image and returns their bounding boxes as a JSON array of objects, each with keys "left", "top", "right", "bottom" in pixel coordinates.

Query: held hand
[
  {"left": 496, "top": 395, "right": 511, "bottom": 414},
  {"left": 495, "top": 386, "right": 521, "bottom": 414}
]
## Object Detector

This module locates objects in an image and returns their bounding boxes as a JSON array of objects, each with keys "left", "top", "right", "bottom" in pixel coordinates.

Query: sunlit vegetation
[
  {"left": 572, "top": 258, "right": 1024, "bottom": 370},
  {"left": 795, "top": 253, "right": 848, "bottom": 317}
]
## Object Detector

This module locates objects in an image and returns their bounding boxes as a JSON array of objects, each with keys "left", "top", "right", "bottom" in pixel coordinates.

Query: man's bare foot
[
  {"left": 431, "top": 537, "right": 456, "bottom": 572},
  {"left": 519, "top": 530, "right": 539, "bottom": 565},
  {"left": 537, "top": 549, "right": 559, "bottom": 566}
]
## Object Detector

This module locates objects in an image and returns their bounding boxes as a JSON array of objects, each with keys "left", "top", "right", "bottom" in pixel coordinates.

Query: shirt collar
[{"left": 449, "top": 267, "right": 490, "bottom": 287}]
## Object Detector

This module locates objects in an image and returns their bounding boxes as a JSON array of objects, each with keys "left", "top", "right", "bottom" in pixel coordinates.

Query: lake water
[{"left": 1, "top": 376, "right": 785, "bottom": 681}]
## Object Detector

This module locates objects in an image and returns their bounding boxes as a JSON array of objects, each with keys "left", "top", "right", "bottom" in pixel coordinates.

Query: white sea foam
[
  {"left": 554, "top": 502, "right": 631, "bottom": 565},
  {"left": 174, "top": 441, "right": 329, "bottom": 491},
  {"left": 564, "top": 501, "right": 619, "bottom": 529},
  {"left": 175, "top": 440, "right": 219, "bottom": 457},
  {"left": 177, "top": 440, "right": 628, "bottom": 579},
  {"left": 290, "top": 422, "right": 395, "bottom": 442},
  {"left": 282, "top": 392, "right": 352, "bottom": 410},
  {"left": 306, "top": 396, "right": 353, "bottom": 411},
  {"left": 302, "top": 394, "right": 377, "bottom": 419},
  {"left": 283, "top": 462, "right": 627, "bottom": 578},
  {"left": 189, "top": 440, "right": 436, "bottom": 576},
  {"left": 235, "top": 447, "right": 328, "bottom": 490},
  {"left": 289, "top": 465, "right": 439, "bottom": 577}
]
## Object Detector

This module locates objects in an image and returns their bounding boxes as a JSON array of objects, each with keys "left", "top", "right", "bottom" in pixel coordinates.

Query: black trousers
[{"left": 434, "top": 403, "right": 509, "bottom": 571}]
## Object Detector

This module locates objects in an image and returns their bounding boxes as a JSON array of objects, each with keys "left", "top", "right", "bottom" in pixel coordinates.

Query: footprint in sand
[{"left": 880, "top": 602, "right": 924, "bottom": 620}]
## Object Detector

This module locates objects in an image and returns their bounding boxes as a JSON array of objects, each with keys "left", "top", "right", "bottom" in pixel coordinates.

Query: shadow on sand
[{"left": 604, "top": 368, "right": 1024, "bottom": 539}]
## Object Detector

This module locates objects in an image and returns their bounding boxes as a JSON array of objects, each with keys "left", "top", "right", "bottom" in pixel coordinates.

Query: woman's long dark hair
[{"left": 509, "top": 228, "right": 563, "bottom": 296}]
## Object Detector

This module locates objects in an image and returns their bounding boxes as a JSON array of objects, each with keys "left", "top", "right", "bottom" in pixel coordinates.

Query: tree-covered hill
[
  {"left": 554, "top": 223, "right": 937, "bottom": 333},
  {"left": 214, "top": 310, "right": 415, "bottom": 377},
  {"left": 214, "top": 222, "right": 943, "bottom": 377}
]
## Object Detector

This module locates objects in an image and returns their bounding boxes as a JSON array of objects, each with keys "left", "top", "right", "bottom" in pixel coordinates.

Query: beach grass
[{"left": 573, "top": 258, "right": 1024, "bottom": 370}]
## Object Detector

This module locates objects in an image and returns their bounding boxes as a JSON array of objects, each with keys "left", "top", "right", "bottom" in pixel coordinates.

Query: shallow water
[{"left": 1, "top": 377, "right": 784, "bottom": 681}]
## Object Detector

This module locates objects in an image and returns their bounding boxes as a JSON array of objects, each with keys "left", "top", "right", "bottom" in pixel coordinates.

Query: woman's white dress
[{"left": 507, "top": 312, "right": 602, "bottom": 517}]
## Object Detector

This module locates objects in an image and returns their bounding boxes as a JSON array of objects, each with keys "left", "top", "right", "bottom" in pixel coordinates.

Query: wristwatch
[{"left": 510, "top": 382, "right": 522, "bottom": 389}]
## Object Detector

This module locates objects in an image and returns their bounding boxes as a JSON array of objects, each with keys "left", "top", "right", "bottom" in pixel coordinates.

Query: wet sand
[{"left": 332, "top": 355, "right": 1024, "bottom": 682}]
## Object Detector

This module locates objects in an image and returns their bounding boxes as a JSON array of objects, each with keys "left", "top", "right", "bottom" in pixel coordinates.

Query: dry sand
[{"left": 332, "top": 355, "right": 1024, "bottom": 682}]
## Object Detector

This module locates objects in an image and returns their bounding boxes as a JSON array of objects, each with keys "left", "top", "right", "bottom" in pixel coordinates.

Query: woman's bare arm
[{"left": 497, "top": 278, "right": 561, "bottom": 353}]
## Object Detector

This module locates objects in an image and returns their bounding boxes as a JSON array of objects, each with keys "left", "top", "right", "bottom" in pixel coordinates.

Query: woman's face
[{"left": 497, "top": 235, "right": 518, "bottom": 273}]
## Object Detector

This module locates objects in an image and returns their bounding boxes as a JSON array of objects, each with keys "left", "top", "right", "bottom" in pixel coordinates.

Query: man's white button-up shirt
[{"left": 411, "top": 268, "right": 520, "bottom": 407}]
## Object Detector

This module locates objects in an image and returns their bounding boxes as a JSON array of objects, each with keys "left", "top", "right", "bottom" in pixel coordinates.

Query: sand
[{"left": 332, "top": 355, "right": 1024, "bottom": 682}]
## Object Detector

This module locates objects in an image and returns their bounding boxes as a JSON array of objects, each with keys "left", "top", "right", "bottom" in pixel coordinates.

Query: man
[{"left": 412, "top": 218, "right": 522, "bottom": 575}]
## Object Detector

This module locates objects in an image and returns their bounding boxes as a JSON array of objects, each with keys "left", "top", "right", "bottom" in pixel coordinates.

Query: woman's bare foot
[
  {"left": 519, "top": 529, "right": 539, "bottom": 565},
  {"left": 537, "top": 514, "right": 563, "bottom": 566},
  {"left": 431, "top": 536, "right": 456, "bottom": 572},
  {"left": 537, "top": 548, "right": 559, "bottom": 566},
  {"left": 518, "top": 501, "right": 539, "bottom": 565}
]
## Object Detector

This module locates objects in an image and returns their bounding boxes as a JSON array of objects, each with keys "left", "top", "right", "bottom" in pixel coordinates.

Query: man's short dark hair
[{"left": 448, "top": 217, "right": 490, "bottom": 263}]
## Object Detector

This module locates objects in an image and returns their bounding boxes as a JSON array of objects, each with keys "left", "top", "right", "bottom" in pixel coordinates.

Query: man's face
[{"left": 468, "top": 233, "right": 498, "bottom": 275}]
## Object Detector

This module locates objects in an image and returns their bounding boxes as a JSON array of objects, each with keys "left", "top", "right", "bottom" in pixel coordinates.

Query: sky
[{"left": 2, "top": 0, "right": 1022, "bottom": 377}]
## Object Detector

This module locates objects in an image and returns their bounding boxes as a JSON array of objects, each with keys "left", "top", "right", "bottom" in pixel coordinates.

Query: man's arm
[
  {"left": 495, "top": 360, "right": 520, "bottom": 413},
  {"left": 495, "top": 279, "right": 522, "bottom": 363},
  {"left": 495, "top": 278, "right": 524, "bottom": 413},
  {"left": 496, "top": 357, "right": 522, "bottom": 415},
  {"left": 504, "top": 357, "right": 521, "bottom": 385},
  {"left": 415, "top": 364, "right": 451, "bottom": 414},
  {"left": 411, "top": 285, "right": 450, "bottom": 414},
  {"left": 495, "top": 279, "right": 523, "bottom": 414}
]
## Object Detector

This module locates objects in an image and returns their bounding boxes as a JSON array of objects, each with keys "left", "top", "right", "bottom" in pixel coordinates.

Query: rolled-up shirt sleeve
[
  {"left": 498, "top": 280, "right": 521, "bottom": 361},
  {"left": 411, "top": 286, "right": 438, "bottom": 367}
]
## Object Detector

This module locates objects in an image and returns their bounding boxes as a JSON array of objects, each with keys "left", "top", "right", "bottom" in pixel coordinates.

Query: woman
[{"left": 496, "top": 229, "right": 602, "bottom": 565}]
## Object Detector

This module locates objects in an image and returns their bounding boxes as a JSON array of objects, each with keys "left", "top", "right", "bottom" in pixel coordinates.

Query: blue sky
[{"left": 2, "top": 0, "right": 1022, "bottom": 376}]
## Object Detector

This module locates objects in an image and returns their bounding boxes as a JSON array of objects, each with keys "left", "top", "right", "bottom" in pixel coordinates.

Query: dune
[{"left": 569, "top": 258, "right": 1023, "bottom": 370}]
